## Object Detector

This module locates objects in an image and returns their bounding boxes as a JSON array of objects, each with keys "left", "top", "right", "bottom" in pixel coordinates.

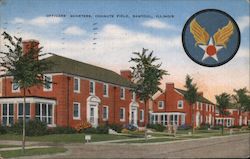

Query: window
[
  {"left": 140, "top": 110, "right": 144, "bottom": 122},
  {"left": 18, "top": 103, "right": 30, "bottom": 122},
  {"left": 103, "top": 83, "right": 109, "bottom": 97},
  {"left": 177, "top": 100, "right": 184, "bottom": 109},
  {"left": 158, "top": 101, "right": 164, "bottom": 109},
  {"left": 89, "top": 81, "right": 95, "bottom": 95},
  {"left": 44, "top": 74, "right": 52, "bottom": 91},
  {"left": 74, "top": 77, "right": 80, "bottom": 93},
  {"left": 103, "top": 106, "right": 109, "bottom": 120},
  {"left": 73, "top": 102, "right": 80, "bottom": 120},
  {"left": 120, "top": 107, "right": 125, "bottom": 121},
  {"left": 35, "top": 103, "right": 53, "bottom": 125},
  {"left": 12, "top": 81, "right": 20, "bottom": 92},
  {"left": 1, "top": 103, "right": 14, "bottom": 126},
  {"left": 120, "top": 87, "right": 125, "bottom": 99}
]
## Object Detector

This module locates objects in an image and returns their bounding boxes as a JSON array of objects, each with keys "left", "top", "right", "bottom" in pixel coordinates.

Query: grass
[
  {"left": 0, "top": 147, "right": 67, "bottom": 158},
  {"left": 0, "top": 133, "right": 134, "bottom": 143},
  {"left": 0, "top": 145, "right": 19, "bottom": 148}
]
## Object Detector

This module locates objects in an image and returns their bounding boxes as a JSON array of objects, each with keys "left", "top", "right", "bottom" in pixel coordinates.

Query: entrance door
[
  {"left": 130, "top": 107, "right": 137, "bottom": 126},
  {"left": 89, "top": 104, "right": 98, "bottom": 127},
  {"left": 196, "top": 112, "right": 200, "bottom": 127}
]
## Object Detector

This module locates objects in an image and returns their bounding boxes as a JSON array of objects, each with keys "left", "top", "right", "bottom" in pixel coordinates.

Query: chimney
[
  {"left": 22, "top": 39, "right": 39, "bottom": 59},
  {"left": 198, "top": 92, "right": 203, "bottom": 97},
  {"left": 166, "top": 83, "right": 174, "bottom": 92},
  {"left": 120, "top": 70, "right": 132, "bottom": 81}
]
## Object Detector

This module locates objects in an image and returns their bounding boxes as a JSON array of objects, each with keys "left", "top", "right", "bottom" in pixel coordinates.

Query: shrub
[
  {"left": 177, "top": 124, "right": 192, "bottom": 130},
  {"left": 0, "top": 125, "right": 7, "bottom": 134},
  {"left": 147, "top": 124, "right": 165, "bottom": 132},
  {"left": 211, "top": 125, "right": 221, "bottom": 130},
  {"left": 108, "top": 124, "right": 123, "bottom": 133},
  {"left": 48, "top": 126, "right": 77, "bottom": 134},
  {"left": 75, "top": 122, "right": 92, "bottom": 132},
  {"left": 126, "top": 124, "right": 137, "bottom": 131},
  {"left": 96, "top": 125, "right": 109, "bottom": 134},
  {"left": 198, "top": 123, "right": 210, "bottom": 130},
  {"left": 82, "top": 127, "right": 97, "bottom": 134}
]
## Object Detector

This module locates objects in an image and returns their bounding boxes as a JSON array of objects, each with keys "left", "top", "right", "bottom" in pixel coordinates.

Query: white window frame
[
  {"left": 103, "top": 106, "right": 109, "bottom": 120},
  {"left": 89, "top": 81, "right": 95, "bottom": 95},
  {"left": 43, "top": 74, "right": 53, "bottom": 91},
  {"left": 140, "top": 109, "right": 144, "bottom": 122},
  {"left": 120, "top": 107, "right": 125, "bottom": 121},
  {"left": 177, "top": 100, "right": 184, "bottom": 109},
  {"left": 158, "top": 101, "right": 164, "bottom": 109},
  {"left": 103, "top": 83, "right": 109, "bottom": 97},
  {"left": 12, "top": 81, "right": 20, "bottom": 93},
  {"left": 73, "top": 102, "right": 81, "bottom": 120},
  {"left": 17, "top": 103, "right": 31, "bottom": 121},
  {"left": 1, "top": 103, "right": 14, "bottom": 126},
  {"left": 35, "top": 103, "right": 54, "bottom": 126},
  {"left": 74, "top": 77, "right": 80, "bottom": 93},
  {"left": 120, "top": 87, "right": 125, "bottom": 100}
]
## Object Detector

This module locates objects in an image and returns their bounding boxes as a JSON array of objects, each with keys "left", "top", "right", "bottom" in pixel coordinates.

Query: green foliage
[
  {"left": 47, "top": 126, "right": 77, "bottom": 134},
  {"left": 232, "top": 88, "right": 250, "bottom": 112},
  {"left": 184, "top": 75, "right": 198, "bottom": 105},
  {"left": 147, "top": 124, "right": 166, "bottom": 132},
  {"left": 82, "top": 125, "right": 109, "bottom": 134},
  {"left": 129, "top": 48, "right": 168, "bottom": 102},
  {"left": 108, "top": 124, "right": 123, "bottom": 133},
  {"left": 177, "top": 124, "right": 192, "bottom": 130},
  {"left": 0, "top": 125, "right": 7, "bottom": 134},
  {"left": 8, "top": 120, "right": 47, "bottom": 136},
  {"left": 211, "top": 125, "right": 221, "bottom": 130},
  {"left": 216, "top": 92, "right": 231, "bottom": 116},
  {"left": 198, "top": 123, "right": 210, "bottom": 130}
]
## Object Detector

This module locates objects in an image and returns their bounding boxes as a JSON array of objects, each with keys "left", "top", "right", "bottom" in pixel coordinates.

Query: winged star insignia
[{"left": 190, "top": 19, "right": 234, "bottom": 62}]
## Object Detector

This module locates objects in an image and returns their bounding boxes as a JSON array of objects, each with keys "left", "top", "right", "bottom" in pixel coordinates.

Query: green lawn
[
  {"left": 0, "top": 133, "right": 134, "bottom": 143},
  {"left": 0, "top": 147, "right": 67, "bottom": 158}
]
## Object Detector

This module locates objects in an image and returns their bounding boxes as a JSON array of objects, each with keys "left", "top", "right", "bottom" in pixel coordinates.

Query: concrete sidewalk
[{"left": 0, "top": 146, "right": 51, "bottom": 151}]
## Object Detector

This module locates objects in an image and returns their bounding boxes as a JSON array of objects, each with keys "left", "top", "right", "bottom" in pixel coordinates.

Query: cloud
[
  {"left": 237, "top": 16, "right": 250, "bottom": 31},
  {"left": 63, "top": 26, "right": 86, "bottom": 36},
  {"left": 142, "top": 19, "right": 176, "bottom": 30},
  {"left": 12, "top": 16, "right": 62, "bottom": 27}
]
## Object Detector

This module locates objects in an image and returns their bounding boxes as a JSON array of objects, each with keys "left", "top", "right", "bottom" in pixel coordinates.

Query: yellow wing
[
  {"left": 190, "top": 19, "right": 210, "bottom": 46},
  {"left": 213, "top": 21, "right": 234, "bottom": 48}
]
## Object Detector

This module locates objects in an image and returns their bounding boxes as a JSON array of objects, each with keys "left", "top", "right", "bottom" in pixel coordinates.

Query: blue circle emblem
[{"left": 182, "top": 9, "right": 241, "bottom": 67}]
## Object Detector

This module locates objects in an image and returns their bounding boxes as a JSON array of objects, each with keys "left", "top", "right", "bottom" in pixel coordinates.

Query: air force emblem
[{"left": 182, "top": 9, "right": 240, "bottom": 67}]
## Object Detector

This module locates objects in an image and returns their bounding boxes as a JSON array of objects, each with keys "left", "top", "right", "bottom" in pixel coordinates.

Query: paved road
[{"left": 5, "top": 133, "right": 250, "bottom": 159}]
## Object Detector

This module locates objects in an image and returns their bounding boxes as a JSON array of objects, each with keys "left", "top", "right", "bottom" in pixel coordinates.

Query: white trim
[
  {"left": 74, "top": 77, "right": 80, "bottom": 93},
  {"left": 158, "top": 101, "right": 164, "bottom": 109},
  {"left": 17, "top": 102, "right": 31, "bottom": 120},
  {"left": 1, "top": 103, "right": 14, "bottom": 126},
  {"left": 89, "top": 80, "right": 95, "bottom": 95},
  {"left": 177, "top": 100, "right": 184, "bottom": 109},
  {"left": 102, "top": 105, "right": 109, "bottom": 121},
  {"left": 11, "top": 81, "right": 20, "bottom": 93},
  {"left": 103, "top": 83, "right": 109, "bottom": 97},
  {"left": 120, "top": 107, "right": 125, "bottom": 121},
  {"left": 0, "top": 97, "right": 56, "bottom": 105},
  {"left": 43, "top": 74, "right": 53, "bottom": 92},
  {"left": 35, "top": 103, "right": 55, "bottom": 127},
  {"left": 174, "top": 89, "right": 184, "bottom": 96},
  {"left": 120, "top": 87, "right": 125, "bottom": 100},
  {"left": 73, "top": 102, "right": 81, "bottom": 120},
  {"left": 140, "top": 109, "right": 144, "bottom": 122},
  {"left": 151, "top": 112, "right": 186, "bottom": 115}
]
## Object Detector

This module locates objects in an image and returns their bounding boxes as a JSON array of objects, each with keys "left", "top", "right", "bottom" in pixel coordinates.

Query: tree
[
  {"left": 0, "top": 32, "right": 52, "bottom": 153},
  {"left": 129, "top": 48, "right": 168, "bottom": 139},
  {"left": 183, "top": 75, "right": 198, "bottom": 134},
  {"left": 232, "top": 88, "right": 250, "bottom": 113},
  {"left": 215, "top": 92, "right": 231, "bottom": 135}
]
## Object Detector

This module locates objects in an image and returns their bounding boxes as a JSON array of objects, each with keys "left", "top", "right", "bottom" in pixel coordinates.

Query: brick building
[
  {"left": 150, "top": 83, "right": 216, "bottom": 128},
  {"left": 0, "top": 40, "right": 148, "bottom": 128}
]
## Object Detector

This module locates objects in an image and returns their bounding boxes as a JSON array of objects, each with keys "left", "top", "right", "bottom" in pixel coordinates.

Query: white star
[{"left": 198, "top": 38, "right": 223, "bottom": 62}]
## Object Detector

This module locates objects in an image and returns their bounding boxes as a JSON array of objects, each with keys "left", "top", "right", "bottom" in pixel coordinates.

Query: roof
[
  {"left": 175, "top": 88, "right": 214, "bottom": 105},
  {"left": 43, "top": 54, "right": 132, "bottom": 87}
]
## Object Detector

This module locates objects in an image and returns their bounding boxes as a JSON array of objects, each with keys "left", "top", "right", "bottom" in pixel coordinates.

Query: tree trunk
[
  {"left": 22, "top": 88, "right": 26, "bottom": 153},
  {"left": 221, "top": 114, "right": 224, "bottom": 135},
  {"left": 191, "top": 103, "right": 195, "bottom": 134},
  {"left": 144, "top": 100, "right": 148, "bottom": 141}
]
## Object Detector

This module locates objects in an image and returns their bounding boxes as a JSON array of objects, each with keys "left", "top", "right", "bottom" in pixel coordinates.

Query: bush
[
  {"left": 177, "top": 124, "right": 192, "bottom": 130},
  {"left": 228, "top": 125, "right": 242, "bottom": 129},
  {"left": 0, "top": 125, "right": 7, "bottom": 134},
  {"left": 82, "top": 127, "right": 97, "bottom": 134},
  {"left": 198, "top": 123, "right": 210, "bottom": 130},
  {"left": 96, "top": 125, "right": 109, "bottom": 134},
  {"left": 108, "top": 124, "right": 123, "bottom": 133},
  {"left": 126, "top": 124, "right": 137, "bottom": 131},
  {"left": 211, "top": 125, "right": 221, "bottom": 130},
  {"left": 147, "top": 124, "right": 165, "bottom": 132},
  {"left": 48, "top": 126, "right": 77, "bottom": 134},
  {"left": 75, "top": 122, "right": 92, "bottom": 132}
]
